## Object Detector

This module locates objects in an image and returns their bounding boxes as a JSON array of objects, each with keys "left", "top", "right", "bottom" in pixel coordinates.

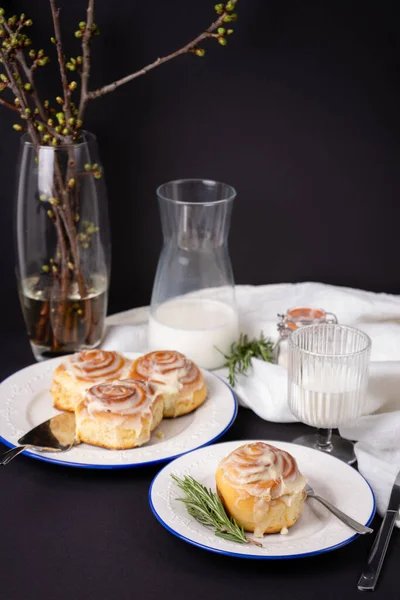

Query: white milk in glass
[
  {"left": 289, "top": 368, "right": 364, "bottom": 428},
  {"left": 148, "top": 298, "right": 239, "bottom": 369}
]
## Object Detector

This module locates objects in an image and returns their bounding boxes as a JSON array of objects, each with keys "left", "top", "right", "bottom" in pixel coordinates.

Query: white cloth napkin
[
  {"left": 340, "top": 362, "right": 400, "bottom": 525},
  {"left": 103, "top": 282, "right": 400, "bottom": 521}
]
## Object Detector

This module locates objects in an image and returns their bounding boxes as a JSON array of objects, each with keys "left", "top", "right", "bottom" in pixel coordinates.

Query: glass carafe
[{"left": 148, "top": 179, "right": 239, "bottom": 369}]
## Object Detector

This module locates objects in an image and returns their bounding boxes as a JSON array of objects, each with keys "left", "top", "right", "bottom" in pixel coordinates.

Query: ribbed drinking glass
[{"left": 288, "top": 324, "right": 371, "bottom": 463}]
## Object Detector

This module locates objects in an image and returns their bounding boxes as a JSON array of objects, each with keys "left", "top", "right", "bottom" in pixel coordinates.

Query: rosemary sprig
[
  {"left": 171, "top": 474, "right": 262, "bottom": 547},
  {"left": 219, "top": 332, "right": 275, "bottom": 387}
]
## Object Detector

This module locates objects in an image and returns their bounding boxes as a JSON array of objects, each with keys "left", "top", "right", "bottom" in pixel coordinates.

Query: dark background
[
  {"left": 1, "top": 5, "right": 400, "bottom": 598},
  {"left": 1, "top": 0, "right": 399, "bottom": 341}
]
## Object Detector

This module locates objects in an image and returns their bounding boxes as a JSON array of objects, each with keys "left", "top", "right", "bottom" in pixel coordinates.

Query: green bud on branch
[{"left": 223, "top": 13, "right": 237, "bottom": 22}]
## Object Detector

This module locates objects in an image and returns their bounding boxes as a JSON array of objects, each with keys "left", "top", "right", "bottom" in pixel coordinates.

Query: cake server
[
  {"left": 306, "top": 484, "right": 374, "bottom": 534},
  {"left": 0, "top": 412, "right": 76, "bottom": 466},
  {"left": 358, "top": 469, "right": 400, "bottom": 592}
]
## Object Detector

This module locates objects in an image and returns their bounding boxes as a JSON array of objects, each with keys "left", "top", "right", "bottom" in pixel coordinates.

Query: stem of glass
[{"left": 316, "top": 428, "right": 333, "bottom": 452}]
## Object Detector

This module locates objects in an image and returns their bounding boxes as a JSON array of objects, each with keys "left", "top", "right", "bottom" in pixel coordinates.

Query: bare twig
[
  {"left": 0, "top": 15, "right": 64, "bottom": 140},
  {"left": 87, "top": 1, "right": 237, "bottom": 100},
  {"left": 49, "top": 0, "right": 72, "bottom": 124},
  {"left": 0, "top": 10, "right": 42, "bottom": 120},
  {"left": 0, "top": 97, "right": 20, "bottom": 112},
  {"left": 77, "top": 0, "right": 95, "bottom": 122},
  {"left": 53, "top": 207, "right": 69, "bottom": 299},
  {"left": 0, "top": 50, "right": 40, "bottom": 145},
  {"left": 16, "top": 51, "right": 48, "bottom": 123}
]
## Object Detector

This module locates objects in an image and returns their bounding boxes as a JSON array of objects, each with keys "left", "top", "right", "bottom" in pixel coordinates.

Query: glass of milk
[
  {"left": 288, "top": 323, "right": 371, "bottom": 463},
  {"left": 148, "top": 179, "right": 239, "bottom": 370}
]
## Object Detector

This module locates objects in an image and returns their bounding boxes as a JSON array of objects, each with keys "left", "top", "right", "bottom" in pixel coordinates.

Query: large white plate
[
  {"left": 0, "top": 353, "right": 237, "bottom": 469},
  {"left": 149, "top": 440, "right": 375, "bottom": 559}
]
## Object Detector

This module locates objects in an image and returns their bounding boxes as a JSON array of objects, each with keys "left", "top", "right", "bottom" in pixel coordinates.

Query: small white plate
[
  {"left": 149, "top": 440, "right": 375, "bottom": 559},
  {"left": 0, "top": 353, "right": 237, "bottom": 469}
]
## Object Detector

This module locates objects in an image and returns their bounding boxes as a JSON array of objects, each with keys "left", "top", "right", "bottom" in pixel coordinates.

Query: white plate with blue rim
[
  {"left": 0, "top": 353, "right": 237, "bottom": 469},
  {"left": 149, "top": 439, "right": 375, "bottom": 559}
]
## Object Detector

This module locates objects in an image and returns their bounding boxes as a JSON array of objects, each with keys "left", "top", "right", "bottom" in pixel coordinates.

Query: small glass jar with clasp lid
[{"left": 274, "top": 308, "right": 338, "bottom": 367}]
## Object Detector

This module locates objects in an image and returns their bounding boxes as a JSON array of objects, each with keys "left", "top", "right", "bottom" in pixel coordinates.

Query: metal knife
[{"left": 358, "top": 469, "right": 400, "bottom": 591}]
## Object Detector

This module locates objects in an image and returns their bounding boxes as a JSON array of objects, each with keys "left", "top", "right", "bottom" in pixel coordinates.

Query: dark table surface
[{"left": 1, "top": 331, "right": 399, "bottom": 600}]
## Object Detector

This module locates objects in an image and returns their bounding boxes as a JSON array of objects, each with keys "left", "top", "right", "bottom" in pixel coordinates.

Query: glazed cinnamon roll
[
  {"left": 216, "top": 442, "right": 307, "bottom": 536},
  {"left": 75, "top": 379, "right": 164, "bottom": 449},
  {"left": 129, "top": 351, "right": 207, "bottom": 418},
  {"left": 51, "top": 350, "right": 131, "bottom": 412}
]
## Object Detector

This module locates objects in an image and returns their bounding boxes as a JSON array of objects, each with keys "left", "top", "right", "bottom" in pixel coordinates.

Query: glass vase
[
  {"left": 148, "top": 179, "right": 239, "bottom": 370},
  {"left": 15, "top": 132, "right": 110, "bottom": 361}
]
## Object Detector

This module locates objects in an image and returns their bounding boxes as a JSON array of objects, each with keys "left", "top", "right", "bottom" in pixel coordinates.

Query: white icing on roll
[
  {"left": 133, "top": 351, "right": 203, "bottom": 396},
  {"left": 83, "top": 379, "right": 159, "bottom": 431},
  {"left": 219, "top": 442, "right": 307, "bottom": 502},
  {"left": 65, "top": 350, "right": 130, "bottom": 382}
]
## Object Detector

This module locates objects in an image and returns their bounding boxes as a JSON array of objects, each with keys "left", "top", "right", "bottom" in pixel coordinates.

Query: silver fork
[{"left": 306, "top": 484, "right": 374, "bottom": 535}]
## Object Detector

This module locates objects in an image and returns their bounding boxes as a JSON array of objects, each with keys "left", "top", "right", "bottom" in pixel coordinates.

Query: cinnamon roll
[
  {"left": 129, "top": 351, "right": 207, "bottom": 418},
  {"left": 216, "top": 442, "right": 307, "bottom": 536},
  {"left": 75, "top": 379, "right": 164, "bottom": 449},
  {"left": 51, "top": 350, "right": 131, "bottom": 412}
]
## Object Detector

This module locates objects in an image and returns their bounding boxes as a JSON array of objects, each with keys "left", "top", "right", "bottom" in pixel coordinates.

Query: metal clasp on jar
[{"left": 274, "top": 308, "right": 338, "bottom": 365}]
